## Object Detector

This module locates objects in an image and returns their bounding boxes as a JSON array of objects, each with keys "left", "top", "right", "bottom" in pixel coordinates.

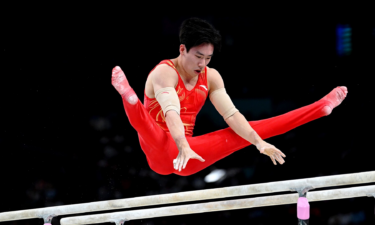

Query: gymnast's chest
[{"left": 177, "top": 83, "right": 208, "bottom": 114}]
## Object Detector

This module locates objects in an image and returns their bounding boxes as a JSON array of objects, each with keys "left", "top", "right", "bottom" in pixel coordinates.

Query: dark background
[{"left": 1, "top": 4, "right": 375, "bottom": 225}]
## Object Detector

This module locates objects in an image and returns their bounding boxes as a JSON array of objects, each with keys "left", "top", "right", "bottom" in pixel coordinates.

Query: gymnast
[{"left": 111, "top": 17, "right": 347, "bottom": 176}]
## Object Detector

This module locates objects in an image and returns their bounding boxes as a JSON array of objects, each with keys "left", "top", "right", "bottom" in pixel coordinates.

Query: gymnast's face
[{"left": 180, "top": 43, "right": 214, "bottom": 77}]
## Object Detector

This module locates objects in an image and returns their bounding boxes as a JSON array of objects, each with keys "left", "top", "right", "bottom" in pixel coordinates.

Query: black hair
[{"left": 179, "top": 17, "right": 222, "bottom": 53}]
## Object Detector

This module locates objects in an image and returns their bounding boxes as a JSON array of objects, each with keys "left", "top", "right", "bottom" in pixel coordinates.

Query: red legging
[{"left": 122, "top": 95, "right": 331, "bottom": 176}]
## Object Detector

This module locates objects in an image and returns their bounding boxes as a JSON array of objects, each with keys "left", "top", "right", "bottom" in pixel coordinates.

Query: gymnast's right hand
[
  {"left": 163, "top": 109, "right": 205, "bottom": 171},
  {"left": 173, "top": 144, "right": 205, "bottom": 172}
]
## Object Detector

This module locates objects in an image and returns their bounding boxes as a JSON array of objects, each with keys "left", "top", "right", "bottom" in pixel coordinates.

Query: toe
[
  {"left": 339, "top": 91, "right": 344, "bottom": 101},
  {"left": 339, "top": 86, "right": 348, "bottom": 96},
  {"left": 335, "top": 86, "right": 348, "bottom": 103},
  {"left": 112, "top": 66, "right": 122, "bottom": 76}
]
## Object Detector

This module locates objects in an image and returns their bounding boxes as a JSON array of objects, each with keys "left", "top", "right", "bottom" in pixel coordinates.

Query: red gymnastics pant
[{"left": 121, "top": 96, "right": 331, "bottom": 176}]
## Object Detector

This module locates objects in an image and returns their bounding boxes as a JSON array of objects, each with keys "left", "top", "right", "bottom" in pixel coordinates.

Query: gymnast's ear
[{"left": 179, "top": 44, "right": 187, "bottom": 55}]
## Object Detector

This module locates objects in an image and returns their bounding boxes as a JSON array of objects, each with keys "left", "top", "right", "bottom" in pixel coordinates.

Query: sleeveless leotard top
[{"left": 144, "top": 60, "right": 208, "bottom": 137}]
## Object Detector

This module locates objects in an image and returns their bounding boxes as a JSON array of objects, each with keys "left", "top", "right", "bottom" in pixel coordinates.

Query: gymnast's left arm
[{"left": 207, "top": 68, "right": 286, "bottom": 165}]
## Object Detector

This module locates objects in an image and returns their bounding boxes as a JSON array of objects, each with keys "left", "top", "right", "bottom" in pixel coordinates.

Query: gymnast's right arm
[{"left": 150, "top": 66, "right": 205, "bottom": 172}]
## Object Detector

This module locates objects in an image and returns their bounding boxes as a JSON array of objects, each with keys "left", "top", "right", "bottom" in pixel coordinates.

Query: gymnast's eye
[{"left": 196, "top": 55, "right": 202, "bottom": 59}]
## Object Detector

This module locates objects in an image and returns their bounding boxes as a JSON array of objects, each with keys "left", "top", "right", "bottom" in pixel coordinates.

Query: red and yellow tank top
[{"left": 144, "top": 60, "right": 208, "bottom": 137}]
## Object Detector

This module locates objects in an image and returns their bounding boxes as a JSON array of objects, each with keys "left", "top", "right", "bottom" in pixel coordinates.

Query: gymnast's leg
[
  {"left": 175, "top": 87, "right": 348, "bottom": 176},
  {"left": 248, "top": 86, "right": 348, "bottom": 140},
  {"left": 111, "top": 66, "right": 175, "bottom": 174}
]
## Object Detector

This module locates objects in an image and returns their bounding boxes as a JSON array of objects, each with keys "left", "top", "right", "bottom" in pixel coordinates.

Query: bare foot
[
  {"left": 321, "top": 86, "right": 348, "bottom": 115},
  {"left": 112, "top": 66, "right": 138, "bottom": 105}
]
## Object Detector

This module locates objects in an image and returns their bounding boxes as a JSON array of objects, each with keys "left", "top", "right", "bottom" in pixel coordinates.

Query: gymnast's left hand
[{"left": 256, "top": 141, "right": 286, "bottom": 165}]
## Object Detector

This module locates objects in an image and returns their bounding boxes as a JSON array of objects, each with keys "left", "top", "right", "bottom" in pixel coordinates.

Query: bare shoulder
[
  {"left": 207, "top": 67, "right": 224, "bottom": 94},
  {"left": 150, "top": 64, "right": 179, "bottom": 87},
  {"left": 145, "top": 64, "right": 179, "bottom": 98}
]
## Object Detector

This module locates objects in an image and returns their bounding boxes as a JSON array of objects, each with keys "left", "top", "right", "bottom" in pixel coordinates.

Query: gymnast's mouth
[{"left": 194, "top": 70, "right": 201, "bottom": 74}]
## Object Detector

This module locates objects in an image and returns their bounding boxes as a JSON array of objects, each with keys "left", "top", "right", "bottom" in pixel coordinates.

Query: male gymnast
[{"left": 111, "top": 18, "right": 347, "bottom": 176}]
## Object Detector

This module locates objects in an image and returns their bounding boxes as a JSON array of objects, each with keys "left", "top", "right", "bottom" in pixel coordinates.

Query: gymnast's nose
[{"left": 198, "top": 59, "right": 205, "bottom": 68}]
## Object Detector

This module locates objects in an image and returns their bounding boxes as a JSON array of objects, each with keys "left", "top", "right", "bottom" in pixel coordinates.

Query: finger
[
  {"left": 276, "top": 148, "right": 286, "bottom": 157},
  {"left": 192, "top": 155, "right": 205, "bottom": 162},
  {"left": 275, "top": 154, "right": 285, "bottom": 164},
  {"left": 183, "top": 158, "right": 189, "bottom": 169},
  {"left": 175, "top": 157, "right": 181, "bottom": 170},
  {"left": 177, "top": 158, "right": 181, "bottom": 171},
  {"left": 179, "top": 157, "right": 184, "bottom": 172},
  {"left": 179, "top": 157, "right": 185, "bottom": 171},
  {"left": 174, "top": 158, "right": 178, "bottom": 170},
  {"left": 279, "top": 151, "right": 286, "bottom": 158},
  {"left": 270, "top": 156, "right": 277, "bottom": 165},
  {"left": 278, "top": 155, "right": 285, "bottom": 164},
  {"left": 173, "top": 159, "right": 177, "bottom": 169}
]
